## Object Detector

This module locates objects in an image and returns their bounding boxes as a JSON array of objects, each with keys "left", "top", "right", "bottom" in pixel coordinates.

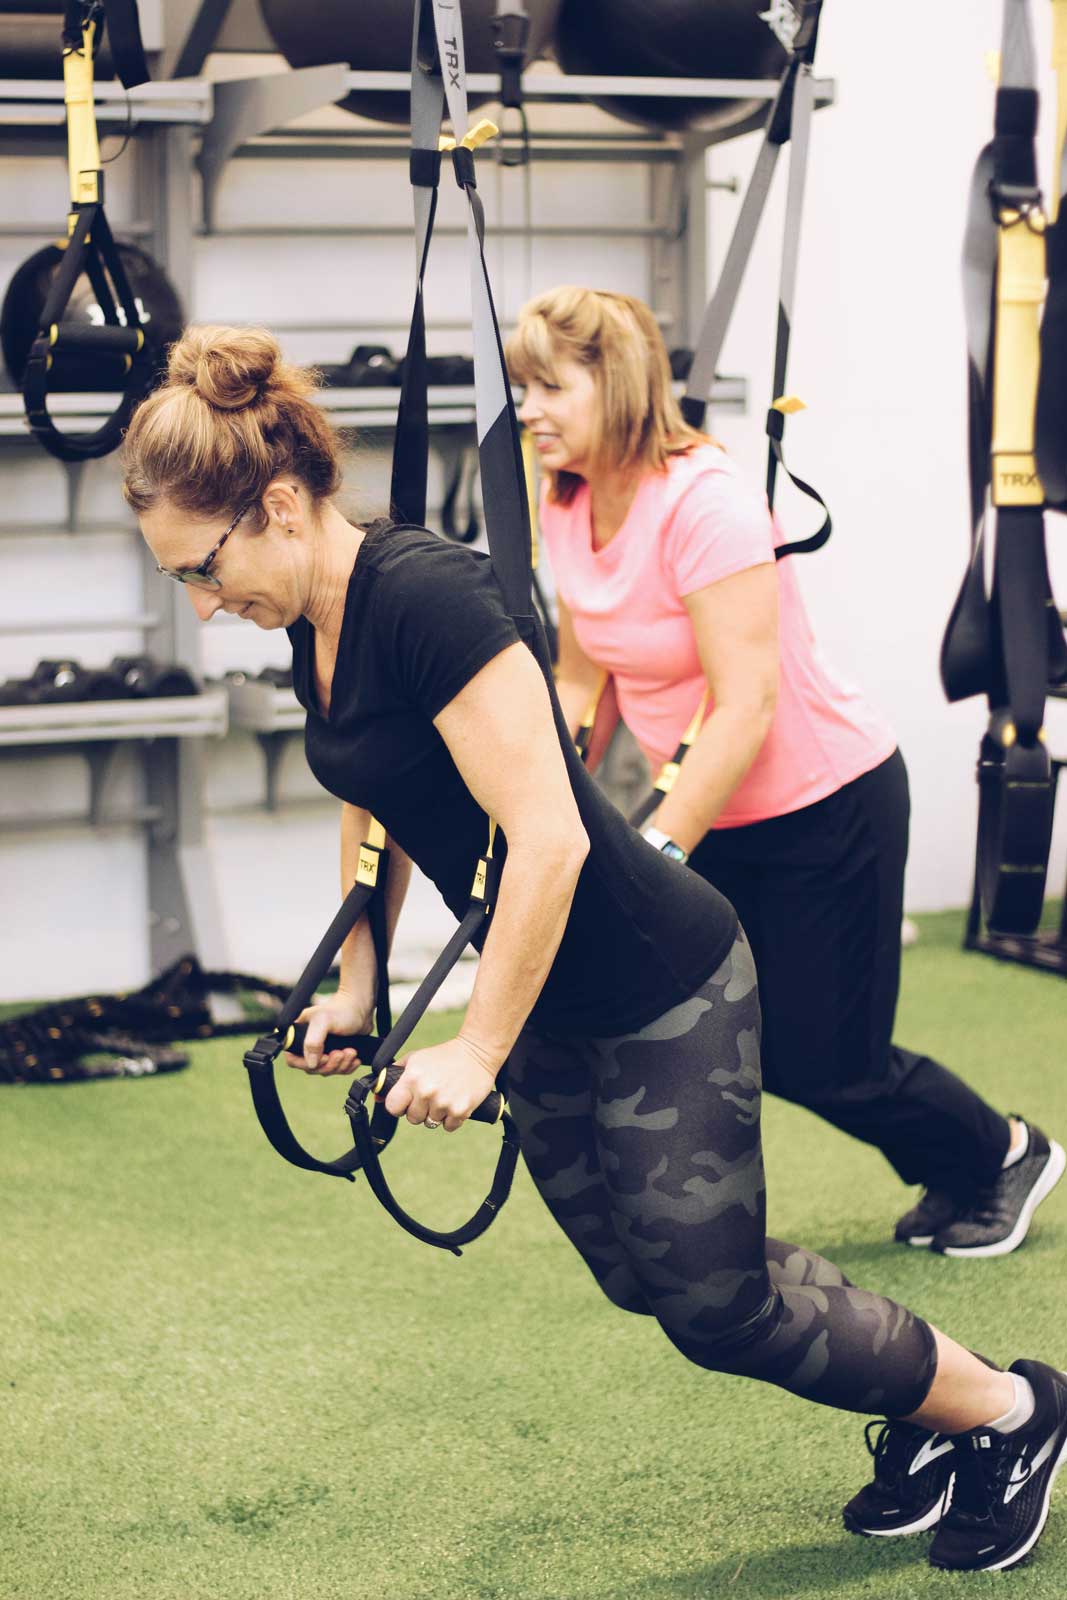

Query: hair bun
[{"left": 167, "top": 325, "right": 281, "bottom": 412}]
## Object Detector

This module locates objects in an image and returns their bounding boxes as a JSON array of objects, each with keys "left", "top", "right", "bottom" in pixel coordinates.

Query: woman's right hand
[{"left": 284, "top": 988, "right": 375, "bottom": 1075}]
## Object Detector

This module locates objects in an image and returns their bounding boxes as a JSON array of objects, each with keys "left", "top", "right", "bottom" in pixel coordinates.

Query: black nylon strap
[
  {"left": 347, "top": 1096, "right": 521, "bottom": 1255},
  {"left": 682, "top": 2, "right": 828, "bottom": 559},
  {"left": 100, "top": 0, "right": 150, "bottom": 89},
  {"left": 22, "top": 205, "right": 155, "bottom": 463},
  {"left": 246, "top": 0, "right": 537, "bottom": 1245},
  {"left": 942, "top": 0, "right": 1058, "bottom": 936}
]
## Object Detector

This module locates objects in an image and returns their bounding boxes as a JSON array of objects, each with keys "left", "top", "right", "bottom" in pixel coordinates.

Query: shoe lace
[
  {"left": 948, "top": 1434, "right": 1025, "bottom": 1524},
  {"left": 864, "top": 1421, "right": 916, "bottom": 1491}
]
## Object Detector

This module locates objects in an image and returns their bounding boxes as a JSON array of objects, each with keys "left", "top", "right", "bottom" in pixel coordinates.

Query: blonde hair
[
  {"left": 505, "top": 286, "right": 714, "bottom": 504},
  {"left": 122, "top": 325, "right": 342, "bottom": 528}
]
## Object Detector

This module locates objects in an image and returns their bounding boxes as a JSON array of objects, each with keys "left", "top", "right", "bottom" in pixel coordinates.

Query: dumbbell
[
  {"left": 110, "top": 655, "right": 199, "bottom": 697},
  {"left": 257, "top": 666, "right": 293, "bottom": 689},
  {"left": 28, "top": 658, "right": 125, "bottom": 703}
]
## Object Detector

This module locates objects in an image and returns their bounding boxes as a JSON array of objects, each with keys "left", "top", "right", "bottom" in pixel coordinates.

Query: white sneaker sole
[
  {"left": 940, "top": 1140, "right": 1066, "bottom": 1259},
  {"left": 855, "top": 1475, "right": 954, "bottom": 1537}
]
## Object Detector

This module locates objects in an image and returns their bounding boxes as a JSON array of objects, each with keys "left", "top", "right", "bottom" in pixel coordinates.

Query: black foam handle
[
  {"left": 284, "top": 1022, "right": 503, "bottom": 1125},
  {"left": 49, "top": 323, "right": 143, "bottom": 356},
  {"left": 283, "top": 1022, "right": 378, "bottom": 1060},
  {"left": 372, "top": 1062, "right": 504, "bottom": 1126}
]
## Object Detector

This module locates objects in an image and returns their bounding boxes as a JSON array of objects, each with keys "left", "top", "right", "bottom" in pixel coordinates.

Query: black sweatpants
[{"left": 687, "top": 749, "right": 1011, "bottom": 1193}]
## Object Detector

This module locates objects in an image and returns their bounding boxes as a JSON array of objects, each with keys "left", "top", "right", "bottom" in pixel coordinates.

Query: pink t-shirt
[{"left": 540, "top": 444, "right": 896, "bottom": 827}]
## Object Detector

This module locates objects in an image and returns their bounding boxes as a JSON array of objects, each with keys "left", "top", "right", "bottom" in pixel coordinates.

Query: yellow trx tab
[
  {"left": 991, "top": 204, "right": 1047, "bottom": 505},
  {"left": 653, "top": 693, "right": 708, "bottom": 796},
  {"left": 438, "top": 120, "right": 499, "bottom": 155},
  {"left": 356, "top": 816, "right": 388, "bottom": 887},
  {"left": 771, "top": 395, "right": 806, "bottom": 415},
  {"left": 470, "top": 818, "right": 497, "bottom": 902},
  {"left": 64, "top": 17, "right": 101, "bottom": 211},
  {"left": 1052, "top": 0, "right": 1067, "bottom": 225}
]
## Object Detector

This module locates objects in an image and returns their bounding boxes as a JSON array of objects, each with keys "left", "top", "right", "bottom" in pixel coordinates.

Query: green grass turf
[{"left": 4, "top": 908, "right": 1067, "bottom": 1600}]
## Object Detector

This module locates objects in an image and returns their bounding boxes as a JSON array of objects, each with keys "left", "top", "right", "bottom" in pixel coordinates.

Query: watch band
[{"left": 641, "top": 825, "right": 690, "bottom": 864}]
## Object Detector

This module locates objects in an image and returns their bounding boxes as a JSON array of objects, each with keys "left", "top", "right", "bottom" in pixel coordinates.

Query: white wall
[{"left": 707, "top": 0, "right": 1067, "bottom": 911}]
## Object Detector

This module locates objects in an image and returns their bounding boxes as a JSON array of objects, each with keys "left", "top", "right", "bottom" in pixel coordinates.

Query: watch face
[{"left": 661, "top": 841, "right": 688, "bottom": 863}]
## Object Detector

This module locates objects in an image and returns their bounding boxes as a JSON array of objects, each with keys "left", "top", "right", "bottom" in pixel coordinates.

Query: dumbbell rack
[{"left": 0, "top": 78, "right": 229, "bottom": 977}]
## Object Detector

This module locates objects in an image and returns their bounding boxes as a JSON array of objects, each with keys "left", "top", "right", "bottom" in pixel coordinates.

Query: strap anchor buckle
[{"left": 243, "top": 1032, "right": 284, "bottom": 1073}]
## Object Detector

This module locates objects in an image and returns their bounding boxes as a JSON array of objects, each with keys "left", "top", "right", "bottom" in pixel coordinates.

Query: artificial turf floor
[{"left": 4, "top": 908, "right": 1067, "bottom": 1600}]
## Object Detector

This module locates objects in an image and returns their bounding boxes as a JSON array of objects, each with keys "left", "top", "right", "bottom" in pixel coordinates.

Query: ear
[{"left": 261, "top": 478, "right": 302, "bottom": 532}]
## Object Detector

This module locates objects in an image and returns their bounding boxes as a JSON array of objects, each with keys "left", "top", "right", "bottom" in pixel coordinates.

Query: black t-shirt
[{"left": 287, "top": 524, "right": 738, "bottom": 1037}]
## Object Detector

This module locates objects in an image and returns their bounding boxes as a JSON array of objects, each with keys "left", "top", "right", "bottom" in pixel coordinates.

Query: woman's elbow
[
  {"left": 551, "top": 819, "right": 590, "bottom": 884},
  {"left": 513, "top": 816, "right": 590, "bottom": 883}
]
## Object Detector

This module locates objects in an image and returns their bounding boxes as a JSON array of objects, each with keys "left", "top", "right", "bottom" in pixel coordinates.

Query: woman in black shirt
[{"left": 120, "top": 326, "right": 1067, "bottom": 1576}]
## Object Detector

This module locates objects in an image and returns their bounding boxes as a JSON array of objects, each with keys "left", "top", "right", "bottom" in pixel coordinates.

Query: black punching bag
[
  {"left": 555, "top": 0, "right": 789, "bottom": 135},
  {"left": 1, "top": 241, "right": 184, "bottom": 393},
  {"left": 258, "top": 0, "right": 561, "bottom": 124},
  {"left": 0, "top": 1, "right": 116, "bottom": 79}
]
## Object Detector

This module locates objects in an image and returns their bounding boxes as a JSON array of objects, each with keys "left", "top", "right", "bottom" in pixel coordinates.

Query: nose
[
  {"left": 187, "top": 586, "right": 223, "bottom": 621},
  {"left": 518, "top": 390, "right": 540, "bottom": 426}
]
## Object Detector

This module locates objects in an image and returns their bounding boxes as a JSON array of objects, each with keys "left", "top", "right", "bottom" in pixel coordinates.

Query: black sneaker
[
  {"left": 842, "top": 1420, "right": 955, "bottom": 1537},
  {"left": 932, "top": 1123, "right": 1065, "bottom": 1258},
  {"left": 894, "top": 1188, "right": 960, "bottom": 1248},
  {"left": 929, "top": 1359, "right": 1067, "bottom": 1571}
]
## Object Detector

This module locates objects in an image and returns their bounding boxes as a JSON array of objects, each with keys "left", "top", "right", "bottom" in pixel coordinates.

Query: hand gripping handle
[{"left": 283, "top": 1021, "right": 505, "bottom": 1126}]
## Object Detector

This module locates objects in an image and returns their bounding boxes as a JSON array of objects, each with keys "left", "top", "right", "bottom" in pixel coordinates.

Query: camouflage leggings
[{"left": 508, "top": 931, "right": 938, "bottom": 1417}]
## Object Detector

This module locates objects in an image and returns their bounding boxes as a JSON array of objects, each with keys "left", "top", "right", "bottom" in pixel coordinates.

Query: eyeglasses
[{"left": 155, "top": 503, "right": 251, "bottom": 590}]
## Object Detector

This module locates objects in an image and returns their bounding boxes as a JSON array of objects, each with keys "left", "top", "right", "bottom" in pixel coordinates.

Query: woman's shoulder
[
  {"left": 659, "top": 442, "right": 739, "bottom": 495},
  {"left": 359, "top": 522, "right": 509, "bottom": 626},
  {"left": 360, "top": 522, "right": 486, "bottom": 586}
]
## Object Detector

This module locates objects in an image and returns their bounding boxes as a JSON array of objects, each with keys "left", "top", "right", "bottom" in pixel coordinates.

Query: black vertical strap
[
  {"left": 426, "top": 0, "right": 535, "bottom": 624},
  {"left": 391, "top": 0, "right": 446, "bottom": 526},
  {"left": 272, "top": 873, "right": 383, "bottom": 1037},
  {"left": 993, "top": 507, "right": 1052, "bottom": 745},
  {"left": 100, "top": 0, "right": 151, "bottom": 89}
]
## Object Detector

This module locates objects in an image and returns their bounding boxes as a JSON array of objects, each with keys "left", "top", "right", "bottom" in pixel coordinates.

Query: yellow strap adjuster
[
  {"left": 771, "top": 395, "right": 806, "bottom": 416},
  {"left": 63, "top": 19, "right": 102, "bottom": 209},
  {"left": 355, "top": 816, "right": 388, "bottom": 887},
  {"left": 991, "top": 198, "right": 1047, "bottom": 506},
  {"left": 652, "top": 693, "right": 708, "bottom": 795},
  {"left": 438, "top": 119, "right": 499, "bottom": 154}
]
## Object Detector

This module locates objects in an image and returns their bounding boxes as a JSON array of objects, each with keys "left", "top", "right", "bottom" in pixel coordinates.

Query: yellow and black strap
[
  {"left": 21, "top": 2, "right": 154, "bottom": 462},
  {"left": 629, "top": 693, "right": 708, "bottom": 830}
]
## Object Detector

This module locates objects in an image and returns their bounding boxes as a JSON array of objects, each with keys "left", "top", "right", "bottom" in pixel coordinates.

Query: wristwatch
[{"left": 642, "top": 825, "right": 689, "bottom": 864}]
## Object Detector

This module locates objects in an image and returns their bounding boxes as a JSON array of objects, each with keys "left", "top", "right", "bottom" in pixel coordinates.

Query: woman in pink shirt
[{"left": 508, "top": 286, "right": 1061, "bottom": 1261}]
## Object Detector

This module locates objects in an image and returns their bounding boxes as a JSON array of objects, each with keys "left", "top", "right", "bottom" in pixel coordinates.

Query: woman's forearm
[
  {"left": 458, "top": 829, "right": 589, "bottom": 1073},
  {"left": 652, "top": 703, "right": 774, "bottom": 852}
]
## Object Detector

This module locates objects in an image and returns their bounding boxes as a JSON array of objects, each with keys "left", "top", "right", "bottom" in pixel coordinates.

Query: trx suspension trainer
[
  {"left": 21, "top": 0, "right": 155, "bottom": 463},
  {"left": 243, "top": 0, "right": 549, "bottom": 1254},
  {"left": 941, "top": 0, "right": 1067, "bottom": 937}
]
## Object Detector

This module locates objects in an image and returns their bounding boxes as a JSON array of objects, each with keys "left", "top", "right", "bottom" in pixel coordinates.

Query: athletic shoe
[
  {"left": 842, "top": 1420, "right": 955, "bottom": 1537},
  {"left": 932, "top": 1123, "right": 1065, "bottom": 1258},
  {"left": 894, "top": 1188, "right": 960, "bottom": 1248},
  {"left": 928, "top": 1359, "right": 1067, "bottom": 1571}
]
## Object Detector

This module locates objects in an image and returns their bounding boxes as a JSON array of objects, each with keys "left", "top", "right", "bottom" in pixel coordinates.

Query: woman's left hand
[{"left": 385, "top": 1037, "right": 500, "bottom": 1132}]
